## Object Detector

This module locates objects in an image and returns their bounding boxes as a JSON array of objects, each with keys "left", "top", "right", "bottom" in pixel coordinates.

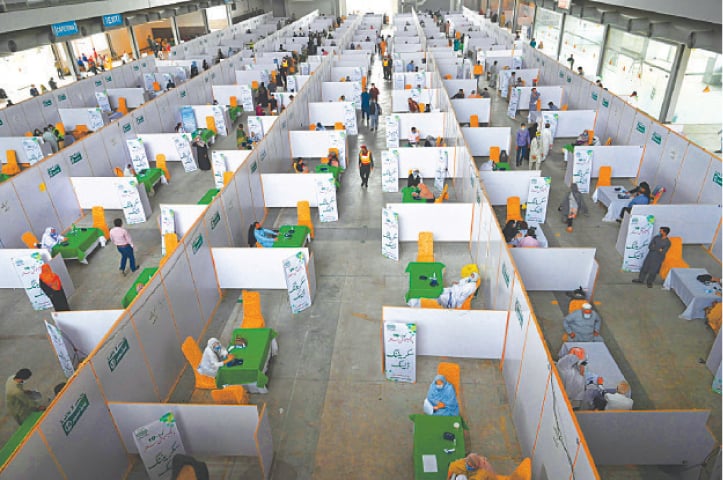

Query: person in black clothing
[
  {"left": 407, "top": 169, "right": 421, "bottom": 187},
  {"left": 256, "top": 82, "right": 269, "bottom": 107},
  {"left": 190, "top": 62, "right": 199, "bottom": 78},
  {"left": 192, "top": 136, "right": 210, "bottom": 171},
  {"left": 202, "top": 59, "right": 209, "bottom": 71},
  {"left": 48, "top": 78, "right": 58, "bottom": 90},
  {"left": 29, "top": 84, "right": 40, "bottom": 97},
  {"left": 526, "top": 122, "right": 538, "bottom": 161}
]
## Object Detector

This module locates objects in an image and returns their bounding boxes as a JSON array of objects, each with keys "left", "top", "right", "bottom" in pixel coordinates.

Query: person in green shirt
[{"left": 5, "top": 369, "right": 45, "bottom": 425}]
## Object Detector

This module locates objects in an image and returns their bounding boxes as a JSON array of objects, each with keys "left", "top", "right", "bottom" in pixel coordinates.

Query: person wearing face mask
[
  {"left": 197, "top": 338, "right": 234, "bottom": 378},
  {"left": 447, "top": 453, "right": 496, "bottom": 479},
  {"left": 423, "top": 375, "right": 459, "bottom": 416},
  {"left": 557, "top": 347, "right": 588, "bottom": 409},
  {"left": 563, "top": 303, "right": 602, "bottom": 342}
]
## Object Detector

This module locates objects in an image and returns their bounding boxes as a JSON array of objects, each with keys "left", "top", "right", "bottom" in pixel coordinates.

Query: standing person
[
  {"left": 529, "top": 131, "right": 543, "bottom": 170},
  {"left": 515, "top": 123, "right": 530, "bottom": 167},
  {"left": 633, "top": 227, "right": 671, "bottom": 288},
  {"left": 541, "top": 122, "right": 553, "bottom": 162},
  {"left": 192, "top": 135, "right": 210, "bottom": 171},
  {"left": 360, "top": 88, "right": 370, "bottom": 127},
  {"left": 358, "top": 144, "right": 374, "bottom": 188},
  {"left": 29, "top": 84, "right": 40, "bottom": 97},
  {"left": 563, "top": 303, "right": 602, "bottom": 342},
  {"left": 528, "top": 87, "right": 540, "bottom": 123},
  {"left": 54, "top": 60, "right": 65, "bottom": 79},
  {"left": 5, "top": 369, "right": 45, "bottom": 425},
  {"left": 38, "top": 264, "right": 70, "bottom": 311},
  {"left": 567, "top": 54, "right": 575, "bottom": 69},
  {"left": 488, "top": 60, "right": 498, "bottom": 89},
  {"left": 369, "top": 99, "right": 381, "bottom": 131},
  {"left": 382, "top": 56, "right": 391, "bottom": 80},
  {"left": 256, "top": 82, "right": 268, "bottom": 108},
  {"left": 110, "top": 218, "right": 138, "bottom": 275},
  {"left": 369, "top": 83, "right": 380, "bottom": 103},
  {"left": 558, "top": 183, "right": 587, "bottom": 232}
]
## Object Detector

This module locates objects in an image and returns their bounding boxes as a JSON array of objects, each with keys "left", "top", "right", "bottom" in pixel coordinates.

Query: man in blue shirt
[
  {"left": 515, "top": 123, "right": 530, "bottom": 167},
  {"left": 617, "top": 191, "right": 650, "bottom": 221},
  {"left": 360, "top": 88, "right": 370, "bottom": 126},
  {"left": 253, "top": 222, "right": 278, "bottom": 247},
  {"left": 406, "top": 60, "right": 415, "bottom": 72}
]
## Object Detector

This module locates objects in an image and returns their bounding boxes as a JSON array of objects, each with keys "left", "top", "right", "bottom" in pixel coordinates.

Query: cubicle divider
[
  {"left": 511, "top": 248, "right": 598, "bottom": 294},
  {"left": 391, "top": 88, "right": 437, "bottom": 112},
  {"left": 0, "top": 137, "right": 52, "bottom": 164},
  {"left": 563, "top": 145, "right": 645, "bottom": 184},
  {"left": 545, "top": 110, "right": 597, "bottom": 138},
  {"left": 616, "top": 204, "right": 721, "bottom": 249},
  {"left": 261, "top": 173, "right": 334, "bottom": 208},
  {"left": 160, "top": 204, "right": 207, "bottom": 239},
  {"left": 442, "top": 79, "right": 478, "bottom": 96},
  {"left": 386, "top": 203, "right": 474, "bottom": 241},
  {"left": 479, "top": 171, "right": 542, "bottom": 205},
  {"left": 451, "top": 98, "right": 492, "bottom": 124},
  {"left": 213, "top": 247, "right": 310, "bottom": 289},
  {"left": 461, "top": 126, "right": 511, "bottom": 156},
  {"left": 394, "top": 112, "right": 446, "bottom": 139},
  {"left": 52, "top": 309, "right": 122, "bottom": 361}
]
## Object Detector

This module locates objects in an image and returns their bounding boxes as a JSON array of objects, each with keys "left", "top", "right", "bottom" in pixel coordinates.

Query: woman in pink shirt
[{"left": 109, "top": 218, "right": 138, "bottom": 275}]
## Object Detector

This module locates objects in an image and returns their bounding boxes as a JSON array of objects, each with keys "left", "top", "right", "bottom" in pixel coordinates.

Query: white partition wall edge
[
  {"left": 386, "top": 203, "right": 474, "bottom": 241},
  {"left": 213, "top": 247, "right": 310, "bottom": 289}
]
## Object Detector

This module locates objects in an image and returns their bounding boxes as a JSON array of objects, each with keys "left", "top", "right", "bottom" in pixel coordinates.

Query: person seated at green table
[
  {"left": 423, "top": 374, "right": 459, "bottom": 416},
  {"left": 123, "top": 163, "right": 136, "bottom": 177},
  {"left": 236, "top": 124, "right": 251, "bottom": 149},
  {"left": 41, "top": 227, "right": 65, "bottom": 250},
  {"left": 436, "top": 271, "right": 480, "bottom": 308},
  {"left": 197, "top": 338, "right": 235, "bottom": 378},
  {"left": 254, "top": 222, "right": 278, "bottom": 247},
  {"left": 315, "top": 122, "right": 326, "bottom": 131},
  {"left": 447, "top": 453, "right": 496, "bottom": 480},
  {"left": 411, "top": 183, "right": 435, "bottom": 203},
  {"left": 407, "top": 169, "right": 421, "bottom": 187},
  {"left": 5, "top": 368, "right": 45, "bottom": 425},
  {"left": 293, "top": 157, "right": 308, "bottom": 173}
]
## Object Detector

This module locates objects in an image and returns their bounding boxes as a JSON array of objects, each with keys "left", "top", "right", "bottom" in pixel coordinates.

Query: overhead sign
[
  {"left": 102, "top": 14, "right": 124, "bottom": 28},
  {"left": 52, "top": 21, "right": 79, "bottom": 38}
]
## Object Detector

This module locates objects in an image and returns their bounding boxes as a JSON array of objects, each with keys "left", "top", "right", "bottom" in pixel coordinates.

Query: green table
[
  {"left": 315, "top": 164, "right": 341, "bottom": 188},
  {"left": 0, "top": 411, "right": 42, "bottom": 466},
  {"left": 405, "top": 262, "right": 445, "bottom": 302},
  {"left": 192, "top": 128, "right": 215, "bottom": 144},
  {"left": 402, "top": 186, "right": 427, "bottom": 203},
  {"left": 494, "top": 162, "right": 510, "bottom": 171},
  {"left": 0, "top": 173, "right": 11, "bottom": 183},
  {"left": 136, "top": 168, "right": 164, "bottom": 194},
  {"left": 410, "top": 414, "right": 465, "bottom": 479},
  {"left": 51, "top": 227, "right": 104, "bottom": 263},
  {"left": 229, "top": 106, "right": 242, "bottom": 122},
  {"left": 273, "top": 225, "right": 310, "bottom": 248},
  {"left": 198, "top": 188, "right": 220, "bottom": 205},
  {"left": 121, "top": 267, "right": 158, "bottom": 308},
  {"left": 216, "top": 328, "right": 277, "bottom": 390}
]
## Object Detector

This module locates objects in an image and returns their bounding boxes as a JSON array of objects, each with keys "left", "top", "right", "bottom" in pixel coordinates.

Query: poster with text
[
  {"left": 499, "top": 71, "right": 511, "bottom": 98},
  {"left": 126, "top": 138, "right": 150, "bottom": 171},
  {"left": 115, "top": 179, "right": 146, "bottom": 224},
  {"left": 12, "top": 253, "right": 52, "bottom": 310},
  {"left": 381, "top": 149, "right": 400, "bottom": 192},
  {"left": 300, "top": 62, "right": 310, "bottom": 75},
  {"left": 87, "top": 108, "right": 105, "bottom": 131},
  {"left": 622, "top": 215, "right": 656, "bottom": 272},
  {"left": 142, "top": 73, "right": 155, "bottom": 92},
  {"left": 525, "top": 176, "right": 551, "bottom": 223},
  {"left": 133, "top": 412, "right": 186, "bottom": 480},
  {"left": 413, "top": 72, "right": 426, "bottom": 88},
  {"left": 95, "top": 91, "right": 112, "bottom": 112},
  {"left": 507, "top": 87, "right": 520, "bottom": 120},
  {"left": 382, "top": 207, "right": 399, "bottom": 261},
  {"left": 248, "top": 116, "right": 264, "bottom": 142},
  {"left": 211, "top": 151, "right": 228, "bottom": 189},
  {"left": 351, "top": 67, "right": 363, "bottom": 81},
  {"left": 342, "top": 102, "right": 358, "bottom": 135},
  {"left": 314, "top": 175, "right": 338, "bottom": 222},
  {"left": 541, "top": 111, "right": 559, "bottom": 138},
  {"left": 22, "top": 138, "right": 44, "bottom": 165},
  {"left": 160, "top": 206, "right": 175, "bottom": 256},
  {"left": 435, "top": 149, "right": 449, "bottom": 194},
  {"left": 283, "top": 251, "right": 312, "bottom": 313},
  {"left": 211, "top": 105, "right": 227, "bottom": 136},
  {"left": 393, "top": 73, "right": 405, "bottom": 90},
  {"left": 45, "top": 320, "right": 74, "bottom": 378},
  {"left": 239, "top": 85, "right": 254, "bottom": 112},
  {"left": 172, "top": 135, "right": 197, "bottom": 173},
  {"left": 286, "top": 75, "right": 297, "bottom": 93},
  {"left": 329, "top": 131, "right": 347, "bottom": 169},
  {"left": 572, "top": 148, "right": 593, "bottom": 193},
  {"left": 180, "top": 106, "right": 198, "bottom": 133},
  {"left": 385, "top": 116, "right": 400, "bottom": 148},
  {"left": 384, "top": 322, "right": 416, "bottom": 383},
  {"left": 351, "top": 81, "right": 362, "bottom": 109}
]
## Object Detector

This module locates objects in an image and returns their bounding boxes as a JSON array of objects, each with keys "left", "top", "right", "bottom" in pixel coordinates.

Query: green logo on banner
[
  {"left": 94, "top": 80, "right": 102, "bottom": 87},
  {"left": 566, "top": 75, "right": 572, "bottom": 83},
  {"left": 0, "top": 118, "right": 3, "bottom": 126},
  {"left": 69, "top": 152, "right": 82, "bottom": 164},
  {"left": 141, "top": 62, "right": 146, "bottom": 68},
  {"left": 180, "top": 90, "right": 187, "bottom": 98},
  {"left": 58, "top": 93, "right": 67, "bottom": 102},
  {"left": 61, "top": 393, "right": 89, "bottom": 436},
  {"left": 514, "top": 299, "right": 524, "bottom": 329},
  {"left": 591, "top": 92, "right": 598, "bottom": 101},
  {"left": 133, "top": 65, "right": 139, "bottom": 71},
  {"left": 107, "top": 337, "right": 129, "bottom": 372},
  {"left": 192, "top": 234, "right": 203, "bottom": 254},
  {"left": 502, "top": 262, "right": 510, "bottom": 287},
  {"left": 47, "top": 164, "right": 62, "bottom": 178},
  {"left": 122, "top": 123, "right": 131, "bottom": 133},
  {"left": 210, "top": 211, "right": 221, "bottom": 230},
  {"left": 713, "top": 171, "right": 722, "bottom": 187},
  {"left": 250, "top": 161, "right": 258, "bottom": 173},
  {"left": 602, "top": 99, "right": 609, "bottom": 107},
  {"left": 636, "top": 122, "right": 646, "bottom": 134},
  {"left": 651, "top": 133, "right": 662, "bottom": 145},
  {"left": 105, "top": 75, "right": 112, "bottom": 82},
  {"left": 42, "top": 99, "right": 53, "bottom": 107},
  {"left": 559, "top": 70, "right": 564, "bottom": 78},
  {"left": 136, "top": 116, "right": 144, "bottom": 125}
]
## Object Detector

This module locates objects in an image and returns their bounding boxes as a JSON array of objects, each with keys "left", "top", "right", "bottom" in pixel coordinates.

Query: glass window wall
[
  {"left": 558, "top": 16, "right": 604, "bottom": 78},
  {"left": 206, "top": 6, "right": 229, "bottom": 32},
  {"left": 671, "top": 49, "right": 722, "bottom": 126},
  {"left": 532, "top": 8, "right": 562, "bottom": 58},
  {"left": 500, "top": 0, "right": 514, "bottom": 30},
  {"left": 515, "top": 0, "right": 535, "bottom": 35}
]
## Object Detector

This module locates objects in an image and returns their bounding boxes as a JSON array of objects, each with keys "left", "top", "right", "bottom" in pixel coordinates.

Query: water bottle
[{"left": 72, "top": 223, "right": 77, "bottom": 234}]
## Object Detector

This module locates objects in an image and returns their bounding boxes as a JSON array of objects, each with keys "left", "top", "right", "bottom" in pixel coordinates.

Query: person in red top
[
  {"left": 358, "top": 145, "right": 374, "bottom": 188},
  {"left": 369, "top": 83, "right": 380, "bottom": 103},
  {"left": 109, "top": 218, "right": 139, "bottom": 275}
]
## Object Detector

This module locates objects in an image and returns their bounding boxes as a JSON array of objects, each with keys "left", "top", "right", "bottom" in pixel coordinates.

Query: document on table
[{"left": 422, "top": 454, "right": 438, "bottom": 472}]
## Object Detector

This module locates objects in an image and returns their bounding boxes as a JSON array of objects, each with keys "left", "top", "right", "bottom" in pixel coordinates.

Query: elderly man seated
[
  {"left": 41, "top": 227, "right": 66, "bottom": 250},
  {"left": 408, "top": 271, "right": 479, "bottom": 308},
  {"left": 563, "top": 303, "right": 603, "bottom": 342}
]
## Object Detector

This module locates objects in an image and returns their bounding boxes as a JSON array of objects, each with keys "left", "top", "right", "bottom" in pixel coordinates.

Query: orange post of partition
[
  {"left": 587, "top": 130, "right": 595, "bottom": 145},
  {"left": 118, "top": 97, "right": 129, "bottom": 115},
  {"left": 2, "top": 150, "right": 20, "bottom": 175}
]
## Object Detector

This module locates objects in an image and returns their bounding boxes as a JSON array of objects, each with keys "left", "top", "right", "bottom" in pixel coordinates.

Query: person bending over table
[
  {"left": 617, "top": 190, "right": 649, "bottom": 222},
  {"left": 447, "top": 453, "right": 495, "bottom": 480},
  {"left": 254, "top": 222, "right": 278, "bottom": 247},
  {"left": 38, "top": 264, "right": 70, "bottom": 311},
  {"left": 431, "top": 271, "right": 480, "bottom": 309},
  {"left": 563, "top": 303, "right": 602, "bottom": 342},
  {"left": 123, "top": 163, "right": 136, "bottom": 177},
  {"left": 197, "top": 338, "right": 235, "bottom": 378},
  {"left": 41, "top": 227, "right": 65, "bottom": 250},
  {"left": 407, "top": 169, "right": 422, "bottom": 188},
  {"left": 423, "top": 374, "right": 459, "bottom": 416},
  {"left": 412, "top": 183, "right": 435, "bottom": 203},
  {"left": 5, "top": 368, "right": 45, "bottom": 425}
]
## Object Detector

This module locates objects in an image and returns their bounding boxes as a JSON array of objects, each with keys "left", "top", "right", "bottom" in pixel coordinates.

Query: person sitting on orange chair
[{"left": 447, "top": 453, "right": 496, "bottom": 480}]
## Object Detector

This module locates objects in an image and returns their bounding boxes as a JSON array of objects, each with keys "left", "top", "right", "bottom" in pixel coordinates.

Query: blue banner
[
  {"left": 102, "top": 14, "right": 123, "bottom": 28},
  {"left": 180, "top": 106, "right": 197, "bottom": 134},
  {"left": 51, "top": 21, "right": 79, "bottom": 38}
]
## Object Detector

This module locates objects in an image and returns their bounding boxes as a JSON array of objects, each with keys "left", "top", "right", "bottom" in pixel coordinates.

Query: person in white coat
[
  {"left": 41, "top": 227, "right": 65, "bottom": 250},
  {"left": 541, "top": 122, "right": 553, "bottom": 161},
  {"left": 529, "top": 131, "right": 543, "bottom": 170},
  {"left": 197, "top": 338, "right": 231, "bottom": 378}
]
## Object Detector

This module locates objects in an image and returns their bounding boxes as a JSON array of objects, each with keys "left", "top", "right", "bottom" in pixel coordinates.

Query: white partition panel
[
  {"left": 105, "top": 88, "right": 148, "bottom": 109},
  {"left": 213, "top": 247, "right": 309, "bottom": 289},
  {"left": 71, "top": 177, "right": 138, "bottom": 209},
  {"left": 511, "top": 248, "right": 597, "bottom": 291},
  {"left": 308, "top": 102, "right": 352, "bottom": 127},
  {"left": 203, "top": 202, "right": 232, "bottom": 248},
  {"left": 514, "top": 86, "right": 563, "bottom": 111},
  {"left": 442, "top": 79, "right": 478, "bottom": 96},
  {"left": 182, "top": 223, "right": 221, "bottom": 324},
  {"left": 625, "top": 204, "right": 721, "bottom": 244},
  {"left": 479, "top": 171, "right": 539, "bottom": 205},
  {"left": 219, "top": 183, "right": 245, "bottom": 247},
  {"left": 652, "top": 132, "right": 688, "bottom": 202},
  {"left": 671, "top": 145, "right": 716, "bottom": 203},
  {"left": 395, "top": 112, "right": 446, "bottom": 138},
  {"left": 261, "top": 173, "right": 330, "bottom": 207},
  {"left": 108, "top": 403, "right": 261, "bottom": 456},
  {"left": 57, "top": 108, "right": 107, "bottom": 131},
  {"left": 501, "top": 276, "right": 527, "bottom": 399},
  {"left": 12, "top": 167, "right": 63, "bottom": 234},
  {"left": 0, "top": 137, "right": 52, "bottom": 164},
  {"left": 0, "top": 432, "right": 64, "bottom": 478},
  {"left": 386, "top": 203, "right": 474, "bottom": 241},
  {"left": 160, "top": 249, "right": 205, "bottom": 341},
  {"left": 395, "top": 147, "right": 458, "bottom": 178},
  {"left": 52, "top": 309, "right": 121, "bottom": 358},
  {"left": 571, "top": 145, "right": 644, "bottom": 178},
  {"left": 321, "top": 82, "right": 360, "bottom": 105},
  {"left": 0, "top": 182, "right": 33, "bottom": 248},
  {"left": 211, "top": 85, "right": 245, "bottom": 106},
  {"left": 136, "top": 133, "right": 193, "bottom": 162},
  {"left": 289, "top": 130, "right": 348, "bottom": 169},
  {"left": 0, "top": 249, "right": 51, "bottom": 288},
  {"left": 451, "top": 98, "right": 492, "bottom": 123},
  {"left": 391, "top": 88, "right": 436, "bottom": 112},
  {"left": 160, "top": 204, "right": 206, "bottom": 238},
  {"left": 256, "top": 405, "right": 274, "bottom": 480},
  {"left": 461, "top": 127, "right": 511, "bottom": 156},
  {"left": 553, "top": 110, "right": 597, "bottom": 138},
  {"left": 382, "top": 307, "right": 507, "bottom": 358}
]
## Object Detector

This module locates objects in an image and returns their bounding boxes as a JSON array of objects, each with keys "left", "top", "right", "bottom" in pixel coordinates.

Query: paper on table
[{"left": 422, "top": 454, "right": 438, "bottom": 473}]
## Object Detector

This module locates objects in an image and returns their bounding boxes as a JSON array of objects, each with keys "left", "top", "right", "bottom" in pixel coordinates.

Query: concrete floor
[{"left": 1, "top": 25, "right": 721, "bottom": 480}]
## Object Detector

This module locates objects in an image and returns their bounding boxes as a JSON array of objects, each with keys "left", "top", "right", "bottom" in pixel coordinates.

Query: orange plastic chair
[
  {"left": 334, "top": 122, "right": 344, "bottom": 130},
  {"left": 164, "top": 233, "right": 179, "bottom": 255},
  {"left": 223, "top": 171, "right": 233, "bottom": 186},
  {"left": 561, "top": 104, "right": 568, "bottom": 111},
  {"left": 181, "top": 337, "right": 217, "bottom": 390},
  {"left": 417, "top": 231, "right": 434, "bottom": 263},
  {"left": 21, "top": 232, "right": 39, "bottom": 249},
  {"left": 156, "top": 154, "right": 171, "bottom": 181},
  {"left": 251, "top": 80, "right": 259, "bottom": 90},
  {"left": 405, "top": 84, "right": 412, "bottom": 90},
  {"left": 55, "top": 123, "right": 66, "bottom": 137},
  {"left": 437, "top": 362, "right": 462, "bottom": 415},
  {"left": 76, "top": 124, "right": 89, "bottom": 134},
  {"left": 152, "top": 81, "right": 161, "bottom": 92},
  {"left": 92, "top": 206, "right": 110, "bottom": 239},
  {"left": 444, "top": 74, "right": 452, "bottom": 80},
  {"left": 113, "top": 167, "right": 124, "bottom": 177},
  {"left": 605, "top": 137, "right": 612, "bottom": 145},
  {"left": 241, "top": 290, "right": 265, "bottom": 329},
  {"left": 434, "top": 184, "right": 449, "bottom": 203},
  {"left": 498, "top": 458, "right": 532, "bottom": 480},
  {"left": 229, "top": 96, "right": 238, "bottom": 107},
  {"left": 211, "top": 385, "right": 249, "bottom": 405},
  {"left": 206, "top": 116, "right": 217, "bottom": 134},
  {"left": 24, "top": 132, "right": 32, "bottom": 137},
  {"left": 506, "top": 196, "right": 523, "bottom": 223},
  {"left": 2, "top": 151, "right": 20, "bottom": 176},
  {"left": 587, "top": 130, "right": 595, "bottom": 145},
  {"left": 651, "top": 185, "right": 666, "bottom": 205},
  {"left": 659, "top": 237, "right": 689, "bottom": 280},
  {"left": 420, "top": 298, "right": 442, "bottom": 309},
  {"left": 470, "top": 115, "right": 479, "bottom": 127},
  {"left": 309, "top": 124, "right": 316, "bottom": 130},
  {"left": 297, "top": 200, "right": 314, "bottom": 238},
  {"left": 596, "top": 166, "right": 612, "bottom": 188},
  {"left": 489, "top": 146, "right": 501, "bottom": 163},
  {"left": 418, "top": 103, "right": 425, "bottom": 113},
  {"left": 568, "top": 298, "right": 587, "bottom": 314},
  {"left": 118, "top": 97, "right": 129, "bottom": 115}
]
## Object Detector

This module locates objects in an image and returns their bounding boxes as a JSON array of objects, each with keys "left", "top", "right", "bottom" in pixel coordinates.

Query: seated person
[
  {"left": 502, "top": 220, "right": 519, "bottom": 243},
  {"left": 508, "top": 221, "right": 529, "bottom": 247},
  {"left": 407, "top": 169, "right": 422, "bottom": 187},
  {"left": 604, "top": 381, "right": 633, "bottom": 410},
  {"left": 563, "top": 302, "right": 602, "bottom": 342},
  {"left": 557, "top": 347, "right": 588, "bottom": 409},
  {"left": 411, "top": 182, "right": 435, "bottom": 202},
  {"left": 451, "top": 89, "right": 465, "bottom": 99},
  {"left": 253, "top": 221, "right": 278, "bottom": 247},
  {"left": 574, "top": 130, "right": 590, "bottom": 146},
  {"left": 447, "top": 453, "right": 495, "bottom": 480},
  {"left": 423, "top": 374, "right": 459, "bottom": 416},
  {"left": 436, "top": 137, "right": 446, "bottom": 147},
  {"left": 617, "top": 190, "right": 649, "bottom": 221},
  {"left": 123, "top": 163, "right": 136, "bottom": 177},
  {"left": 407, "top": 97, "right": 420, "bottom": 113},
  {"left": 436, "top": 272, "right": 480, "bottom": 308},
  {"left": 327, "top": 151, "right": 340, "bottom": 167},
  {"left": 197, "top": 338, "right": 234, "bottom": 377},
  {"left": 315, "top": 122, "right": 326, "bottom": 131},
  {"left": 547, "top": 101, "right": 559, "bottom": 110},
  {"left": 517, "top": 229, "right": 540, "bottom": 248},
  {"left": 41, "top": 227, "right": 66, "bottom": 250},
  {"left": 293, "top": 157, "right": 308, "bottom": 173},
  {"left": 480, "top": 88, "right": 491, "bottom": 98},
  {"left": 628, "top": 181, "right": 651, "bottom": 199},
  {"left": 408, "top": 127, "right": 421, "bottom": 146}
]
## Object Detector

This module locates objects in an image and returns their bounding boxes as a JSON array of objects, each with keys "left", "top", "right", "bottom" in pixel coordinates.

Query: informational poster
[
  {"left": 12, "top": 253, "right": 52, "bottom": 311},
  {"left": 21, "top": 138, "right": 44, "bottom": 165},
  {"left": 87, "top": 108, "right": 105, "bottom": 131},
  {"left": 382, "top": 207, "right": 399, "bottom": 261},
  {"left": 126, "top": 138, "right": 150, "bottom": 171},
  {"left": 525, "top": 176, "right": 551, "bottom": 223},
  {"left": 239, "top": 85, "right": 254, "bottom": 112},
  {"left": 381, "top": 149, "right": 400, "bottom": 192},
  {"left": 248, "top": 116, "right": 264, "bottom": 142},
  {"left": 180, "top": 106, "right": 198, "bottom": 133},
  {"left": 286, "top": 75, "right": 297, "bottom": 93},
  {"left": 175, "top": 67, "right": 187, "bottom": 82},
  {"left": 211, "top": 105, "right": 227, "bottom": 136},
  {"left": 351, "top": 67, "right": 363, "bottom": 81},
  {"left": 622, "top": 214, "right": 656, "bottom": 272},
  {"left": 499, "top": 71, "right": 511, "bottom": 98},
  {"left": 172, "top": 135, "right": 197, "bottom": 173},
  {"left": 142, "top": 73, "right": 155, "bottom": 91},
  {"left": 541, "top": 111, "right": 559, "bottom": 138},
  {"left": 342, "top": 102, "right": 358, "bottom": 135},
  {"left": 314, "top": 175, "right": 338, "bottom": 222},
  {"left": 133, "top": 412, "right": 186, "bottom": 480},
  {"left": 115, "top": 179, "right": 146, "bottom": 224},
  {"left": 351, "top": 81, "right": 362, "bottom": 110},
  {"left": 507, "top": 87, "right": 520, "bottom": 120},
  {"left": 45, "top": 320, "right": 74, "bottom": 378},
  {"left": 412, "top": 72, "right": 426, "bottom": 88},
  {"left": 300, "top": 62, "right": 310, "bottom": 75},
  {"left": 259, "top": 69, "right": 270, "bottom": 85},
  {"left": 383, "top": 322, "right": 416, "bottom": 383},
  {"left": 435, "top": 149, "right": 449, "bottom": 194},
  {"left": 211, "top": 151, "right": 227, "bottom": 189},
  {"left": 160, "top": 206, "right": 175, "bottom": 256},
  {"left": 572, "top": 148, "right": 593, "bottom": 193},
  {"left": 410, "top": 87, "right": 422, "bottom": 104},
  {"left": 512, "top": 55, "right": 523, "bottom": 69},
  {"left": 393, "top": 72, "right": 405, "bottom": 90},
  {"left": 385, "top": 116, "right": 400, "bottom": 148},
  {"left": 329, "top": 131, "right": 346, "bottom": 169},
  {"left": 283, "top": 251, "right": 312, "bottom": 314},
  {"left": 95, "top": 91, "right": 112, "bottom": 112},
  {"left": 393, "top": 58, "right": 403, "bottom": 73}
]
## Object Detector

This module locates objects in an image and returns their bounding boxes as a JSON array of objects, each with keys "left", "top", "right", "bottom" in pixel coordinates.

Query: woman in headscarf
[
  {"left": 192, "top": 135, "right": 211, "bottom": 171},
  {"left": 41, "top": 227, "right": 65, "bottom": 250},
  {"left": 424, "top": 374, "right": 459, "bottom": 416},
  {"left": 502, "top": 220, "right": 518, "bottom": 243},
  {"left": 447, "top": 453, "right": 496, "bottom": 479},
  {"left": 558, "top": 183, "right": 587, "bottom": 233},
  {"left": 197, "top": 338, "right": 231, "bottom": 378},
  {"left": 38, "top": 264, "right": 70, "bottom": 311}
]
